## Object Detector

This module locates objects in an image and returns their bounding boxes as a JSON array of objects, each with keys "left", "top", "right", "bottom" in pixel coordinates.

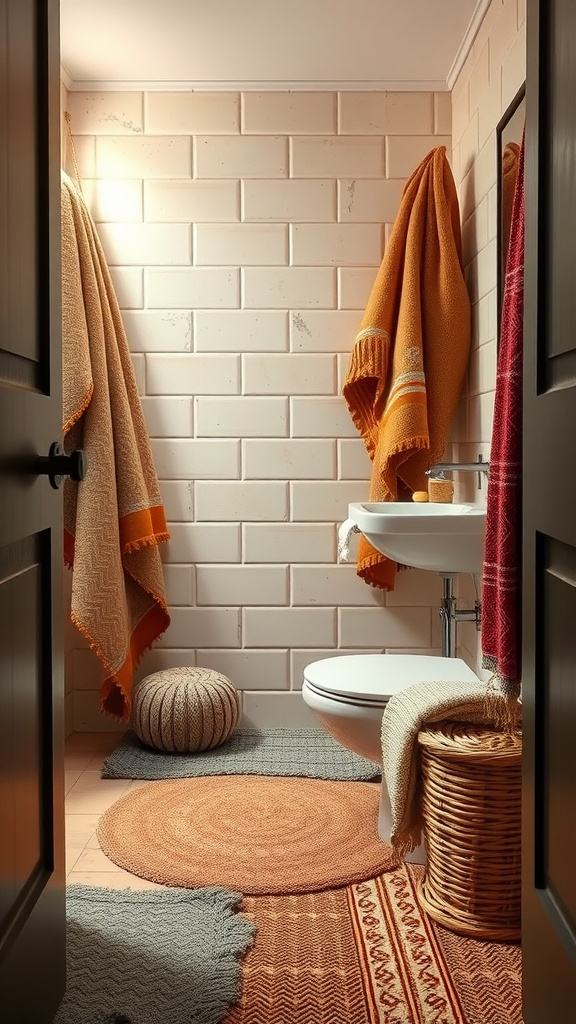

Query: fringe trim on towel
[
  {"left": 70, "top": 603, "right": 170, "bottom": 724},
  {"left": 484, "top": 673, "right": 522, "bottom": 732},
  {"left": 124, "top": 532, "right": 171, "bottom": 555}
]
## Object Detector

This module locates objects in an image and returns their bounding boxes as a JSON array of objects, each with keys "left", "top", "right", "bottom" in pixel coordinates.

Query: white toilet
[{"left": 302, "top": 653, "right": 481, "bottom": 863}]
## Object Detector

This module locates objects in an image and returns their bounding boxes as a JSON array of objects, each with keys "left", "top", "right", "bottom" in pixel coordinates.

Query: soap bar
[
  {"left": 428, "top": 479, "right": 454, "bottom": 503},
  {"left": 412, "top": 491, "right": 429, "bottom": 502}
]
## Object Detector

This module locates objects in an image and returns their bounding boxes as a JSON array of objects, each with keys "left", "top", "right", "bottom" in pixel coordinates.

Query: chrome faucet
[{"left": 425, "top": 455, "right": 489, "bottom": 489}]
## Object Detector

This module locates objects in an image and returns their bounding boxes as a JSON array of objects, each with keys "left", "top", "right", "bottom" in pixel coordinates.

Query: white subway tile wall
[
  {"left": 67, "top": 86, "right": 452, "bottom": 730},
  {"left": 338, "top": 92, "right": 435, "bottom": 136},
  {"left": 451, "top": 0, "right": 526, "bottom": 670},
  {"left": 108, "top": 267, "right": 144, "bottom": 309}
]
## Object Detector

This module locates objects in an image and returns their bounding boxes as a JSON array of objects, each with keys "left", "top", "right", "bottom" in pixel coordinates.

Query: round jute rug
[{"left": 97, "top": 776, "right": 394, "bottom": 894}]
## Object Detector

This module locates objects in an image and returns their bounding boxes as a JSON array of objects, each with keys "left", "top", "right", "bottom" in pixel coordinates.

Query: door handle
[{"left": 35, "top": 442, "right": 88, "bottom": 489}]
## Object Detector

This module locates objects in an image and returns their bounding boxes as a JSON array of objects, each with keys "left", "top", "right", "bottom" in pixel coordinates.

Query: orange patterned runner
[
  {"left": 347, "top": 869, "right": 466, "bottom": 1023},
  {"left": 226, "top": 863, "right": 521, "bottom": 1024}
]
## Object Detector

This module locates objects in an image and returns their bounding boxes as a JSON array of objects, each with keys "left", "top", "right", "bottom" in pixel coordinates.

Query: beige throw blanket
[
  {"left": 382, "top": 679, "right": 506, "bottom": 857},
  {"left": 61, "top": 171, "right": 170, "bottom": 722}
]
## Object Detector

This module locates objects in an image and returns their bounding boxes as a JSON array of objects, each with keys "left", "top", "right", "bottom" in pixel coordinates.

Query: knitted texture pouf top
[{"left": 131, "top": 667, "right": 240, "bottom": 753}]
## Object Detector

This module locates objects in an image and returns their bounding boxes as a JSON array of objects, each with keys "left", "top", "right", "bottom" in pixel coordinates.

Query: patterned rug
[
  {"left": 53, "top": 884, "right": 255, "bottom": 1024},
  {"left": 224, "top": 864, "right": 523, "bottom": 1024},
  {"left": 101, "top": 728, "right": 381, "bottom": 782},
  {"left": 97, "top": 776, "right": 394, "bottom": 894}
]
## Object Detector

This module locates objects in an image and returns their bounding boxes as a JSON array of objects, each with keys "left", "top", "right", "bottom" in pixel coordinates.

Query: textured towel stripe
[
  {"left": 119, "top": 504, "right": 169, "bottom": 550},
  {"left": 383, "top": 386, "right": 427, "bottom": 420},
  {"left": 386, "top": 370, "right": 427, "bottom": 398},
  {"left": 356, "top": 326, "right": 391, "bottom": 343},
  {"left": 382, "top": 387, "right": 428, "bottom": 429}
]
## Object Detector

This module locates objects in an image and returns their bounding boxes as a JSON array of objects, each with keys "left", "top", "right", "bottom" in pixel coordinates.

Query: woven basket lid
[{"left": 418, "top": 721, "right": 522, "bottom": 765}]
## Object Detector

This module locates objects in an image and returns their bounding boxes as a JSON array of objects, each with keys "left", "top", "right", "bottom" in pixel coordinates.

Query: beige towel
[
  {"left": 61, "top": 171, "right": 170, "bottom": 722},
  {"left": 381, "top": 679, "right": 508, "bottom": 857}
]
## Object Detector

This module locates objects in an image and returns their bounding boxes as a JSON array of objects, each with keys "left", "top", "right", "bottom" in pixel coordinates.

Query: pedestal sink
[{"left": 348, "top": 501, "right": 486, "bottom": 575}]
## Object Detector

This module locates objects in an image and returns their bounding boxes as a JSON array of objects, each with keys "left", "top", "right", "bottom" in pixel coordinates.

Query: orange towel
[
  {"left": 343, "top": 147, "right": 470, "bottom": 590},
  {"left": 61, "top": 171, "right": 170, "bottom": 722},
  {"left": 501, "top": 142, "right": 520, "bottom": 275}
]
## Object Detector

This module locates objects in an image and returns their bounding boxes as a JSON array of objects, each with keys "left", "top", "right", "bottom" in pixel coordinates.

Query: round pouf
[{"left": 131, "top": 667, "right": 240, "bottom": 753}]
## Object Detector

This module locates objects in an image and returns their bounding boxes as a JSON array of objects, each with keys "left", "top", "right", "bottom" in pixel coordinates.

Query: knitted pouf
[{"left": 131, "top": 667, "right": 240, "bottom": 753}]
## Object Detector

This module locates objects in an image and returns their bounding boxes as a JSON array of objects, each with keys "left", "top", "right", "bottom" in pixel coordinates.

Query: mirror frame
[{"left": 496, "top": 82, "right": 526, "bottom": 340}]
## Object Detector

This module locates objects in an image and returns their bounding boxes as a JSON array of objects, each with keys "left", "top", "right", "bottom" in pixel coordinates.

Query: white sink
[{"left": 348, "top": 501, "right": 486, "bottom": 574}]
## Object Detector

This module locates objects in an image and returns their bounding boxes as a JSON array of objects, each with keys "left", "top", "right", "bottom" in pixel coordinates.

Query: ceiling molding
[
  {"left": 446, "top": 0, "right": 492, "bottom": 90},
  {"left": 64, "top": 79, "right": 450, "bottom": 94},
  {"left": 60, "top": 64, "right": 73, "bottom": 90}
]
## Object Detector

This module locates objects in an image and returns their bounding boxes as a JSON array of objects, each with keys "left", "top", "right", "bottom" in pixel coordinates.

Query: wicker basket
[{"left": 416, "top": 721, "right": 522, "bottom": 940}]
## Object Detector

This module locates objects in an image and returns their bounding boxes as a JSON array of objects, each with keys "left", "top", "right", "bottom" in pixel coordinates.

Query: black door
[
  {"left": 0, "top": 1, "right": 66, "bottom": 1021},
  {"left": 523, "top": 1, "right": 576, "bottom": 1020}
]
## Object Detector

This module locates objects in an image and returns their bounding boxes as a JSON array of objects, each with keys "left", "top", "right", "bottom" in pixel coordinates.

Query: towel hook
[{"left": 36, "top": 441, "right": 88, "bottom": 489}]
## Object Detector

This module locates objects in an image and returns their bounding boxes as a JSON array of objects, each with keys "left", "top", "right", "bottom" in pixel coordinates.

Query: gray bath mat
[
  {"left": 54, "top": 884, "right": 255, "bottom": 1024},
  {"left": 101, "top": 728, "right": 381, "bottom": 782}
]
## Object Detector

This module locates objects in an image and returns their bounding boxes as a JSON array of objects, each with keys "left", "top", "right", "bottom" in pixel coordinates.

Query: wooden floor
[{"left": 65, "top": 731, "right": 164, "bottom": 890}]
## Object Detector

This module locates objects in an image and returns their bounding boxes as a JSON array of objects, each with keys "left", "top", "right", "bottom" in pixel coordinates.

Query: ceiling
[{"left": 60, "top": 0, "right": 484, "bottom": 91}]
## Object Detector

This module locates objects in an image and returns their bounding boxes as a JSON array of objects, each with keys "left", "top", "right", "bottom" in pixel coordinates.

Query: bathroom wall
[
  {"left": 449, "top": 0, "right": 526, "bottom": 669},
  {"left": 64, "top": 88, "right": 451, "bottom": 731}
]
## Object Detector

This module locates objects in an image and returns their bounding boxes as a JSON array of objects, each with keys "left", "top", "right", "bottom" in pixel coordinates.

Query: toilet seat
[
  {"left": 303, "top": 679, "right": 385, "bottom": 709},
  {"left": 303, "top": 654, "right": 480, "bottom": 705}
]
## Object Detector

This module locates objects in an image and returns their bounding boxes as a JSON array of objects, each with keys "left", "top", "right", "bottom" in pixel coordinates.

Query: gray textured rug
[
  {"left": 101, "top": 728, "right": 381, "bottom": 782},
  {"left": 54, "top": 884, "right": 255, "bottom": 1024}
]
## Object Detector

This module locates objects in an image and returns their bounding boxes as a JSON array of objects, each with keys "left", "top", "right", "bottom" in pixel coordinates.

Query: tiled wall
[
  {"left": 64, "top": 88, "right": 451, "bottom": 731},
  {"left": 450, "top": 0, "right": 526, "bottom": 668}
]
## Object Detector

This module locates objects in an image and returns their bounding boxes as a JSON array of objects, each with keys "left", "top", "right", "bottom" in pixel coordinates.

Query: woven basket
[{"left": 416, "top": 721, "right": 522, "bottom": 940}]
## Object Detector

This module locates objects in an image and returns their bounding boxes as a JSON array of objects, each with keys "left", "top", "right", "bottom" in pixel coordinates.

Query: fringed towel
[
  {"left": 343, "top": 147, "right": 470, "bottom": 590},
  {"left": 381, "top": 679, "right": 506, "bottom": 858},
  {"left": 481, "top": 132, "right": 525, "bottom": 709},
  {"left": 61, "top": 171, "right": 170, "bottom": 722}
]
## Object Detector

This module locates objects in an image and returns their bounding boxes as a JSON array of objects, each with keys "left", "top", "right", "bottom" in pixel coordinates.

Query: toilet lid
[{"left": 303, "top": 654, "right": 480, "bottom": 703}]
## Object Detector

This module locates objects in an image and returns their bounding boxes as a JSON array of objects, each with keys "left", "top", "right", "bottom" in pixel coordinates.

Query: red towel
[{"left": 481, "top": 131, "right": 525, "bottom": 701}]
